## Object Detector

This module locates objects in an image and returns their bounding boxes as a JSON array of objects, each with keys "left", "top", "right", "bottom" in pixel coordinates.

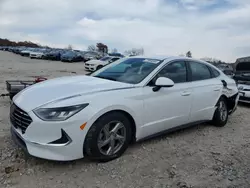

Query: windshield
[
  {"left": 100, "top": 56, "right": 111, "bottom": 61},
  {"left": 91, "top": 58, "right": 162, "bottom": 84},
  {"left": 63, "top": 51, "right": 76, "bottom": 56},
  {"left": 85, "top": 52, "right": 98, "bottom": 56}
]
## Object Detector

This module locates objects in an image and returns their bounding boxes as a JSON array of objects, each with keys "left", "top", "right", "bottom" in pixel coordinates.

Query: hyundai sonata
[{"left": 10, "top": 56, "right": 239, "bottom": 161}]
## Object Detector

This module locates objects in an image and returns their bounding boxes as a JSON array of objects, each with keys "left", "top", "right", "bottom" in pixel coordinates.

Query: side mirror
[{"left": 153, "top": 77, "right": 174, "bottom": 92}]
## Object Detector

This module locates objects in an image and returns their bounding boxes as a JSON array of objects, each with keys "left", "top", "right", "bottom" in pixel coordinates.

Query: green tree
[{"left": 96, "top": 43, "right": 108, "bottom": 55}]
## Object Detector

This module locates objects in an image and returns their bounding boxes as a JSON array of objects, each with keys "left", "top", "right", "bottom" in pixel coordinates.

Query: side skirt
[{"left": 136, "top": 120, "right": 209, "bottom": 142}]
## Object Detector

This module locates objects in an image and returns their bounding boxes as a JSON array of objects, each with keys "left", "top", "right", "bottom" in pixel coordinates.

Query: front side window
[
  {"left": 150, "top": 61, "right": 187, "bottom": 85},
  {"left": 110, "top": 57, "right": 120, "bottom": 62},
  {"left": 91, "top": 58, "right": 161, "bottom": 84},
  {"left": 189, "top": 61, "right": 212, "bottom": 81},
  {"left": 100, "top": 56, "right": 111, "bottom": 61}
]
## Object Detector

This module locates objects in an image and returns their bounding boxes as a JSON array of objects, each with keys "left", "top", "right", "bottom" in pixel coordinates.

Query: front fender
[{"left": 85, "top": 104, "right": 143, "bottom": 140}]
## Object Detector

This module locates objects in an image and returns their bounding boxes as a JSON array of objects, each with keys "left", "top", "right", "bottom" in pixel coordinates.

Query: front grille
[{"left": 10, "top": 104, "right": 32, "bottom": 134}]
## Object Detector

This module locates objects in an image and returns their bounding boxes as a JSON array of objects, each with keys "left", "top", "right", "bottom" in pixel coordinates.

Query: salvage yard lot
[{"left": 0, "top": 51, "right": 250, "bottom": 188}]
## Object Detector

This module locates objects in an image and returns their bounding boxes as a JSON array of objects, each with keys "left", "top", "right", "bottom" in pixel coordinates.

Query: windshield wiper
[{"left": 94, "top": 75, "right": 117, "bottom": 81}]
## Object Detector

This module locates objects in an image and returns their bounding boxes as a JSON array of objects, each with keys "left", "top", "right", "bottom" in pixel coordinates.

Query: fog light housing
[{"left": 48, "top": 129, "right": 72, "bottom": 145}]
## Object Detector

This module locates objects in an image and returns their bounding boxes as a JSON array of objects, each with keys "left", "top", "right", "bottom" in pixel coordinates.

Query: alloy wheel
[
  {"left": 219, "top": 101, "right": 227, "bottom": 122},
  {"left": 98, "top": 121, "right": 126, "bottom": 156}
]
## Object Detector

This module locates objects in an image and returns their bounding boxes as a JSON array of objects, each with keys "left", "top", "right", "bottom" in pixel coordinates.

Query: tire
[
  {"left": 96, "top": 65, "right": 103, "bottom": 70},
  {"left": 212, "top": 97, "right": 228, "bottom": 127},
  {"left": 9, "top": 93, "right": 15, "bottom": 100},
  {"left": 84, "top": 112, "right": 132, "bottom": 162}
]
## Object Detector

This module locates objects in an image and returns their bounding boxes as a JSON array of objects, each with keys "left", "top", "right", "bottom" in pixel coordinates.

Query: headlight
[
  {"left": 238, "top": 86, "right": 243, "bottom": 91},
  {"left": 33, "top": 103, "right": 89, "bottom": 121}
]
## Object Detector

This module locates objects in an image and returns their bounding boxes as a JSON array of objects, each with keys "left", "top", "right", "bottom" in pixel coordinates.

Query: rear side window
[{"left": 189, "top": 61, "right": 212, "bottom": 81}]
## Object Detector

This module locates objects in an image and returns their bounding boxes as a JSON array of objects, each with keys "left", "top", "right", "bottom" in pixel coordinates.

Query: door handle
[{"left": 181, "top": 91, "right": 191, "bottom": 96}]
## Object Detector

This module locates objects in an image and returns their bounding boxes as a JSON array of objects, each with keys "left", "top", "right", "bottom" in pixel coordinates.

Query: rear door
[{"left": 187, "top": 61, "right": 222, "bottom": 122}]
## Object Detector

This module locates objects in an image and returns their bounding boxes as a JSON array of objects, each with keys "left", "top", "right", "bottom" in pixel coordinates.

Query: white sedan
[
  {"left": 10, "top": 56, "right": 239, "bottom": 161},
  {"left": 29, "top": 52, "right": 44, "bottom": 59},
  {"left": 84, "top": 56, "right": 121, "bottom": 72}
]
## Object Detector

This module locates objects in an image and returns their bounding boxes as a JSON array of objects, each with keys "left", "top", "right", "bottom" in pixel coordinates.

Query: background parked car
[
  {"left": 30, "top": 48, "right": 50, "bottom": 59},
  {"left": 233, "top": 57, "right": 250, "bottom": 103},
  {"left": 44, "top": 49, "right": 66, "bottom": 61},
  {"left": 12, "top": 46, "right": 26, "bottom": 54},
  {"left": 83, "top": 51, "right": 102, "bottom": 61},
  {"left": 20, "top": 48, "right": 37, "bottom": 57},
  {"left": 84, "top": 56, "right": 121, "bottom": 72},
  {"left": 61, "top": 51, "right": 84, "bottom": 62},
  {"left": 216, "top": 64, "right": 234, "bottom": 77},
  {"left": 108, "top": 52, "right": 124, "bottom": 58}
]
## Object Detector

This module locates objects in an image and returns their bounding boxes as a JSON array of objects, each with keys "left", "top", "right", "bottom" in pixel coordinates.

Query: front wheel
[
  {"left": 96, "top": 65, "right": 103, "bottom": 70},
  {"left": 212, "top": 97, "right": 228, "bottom": 127},
  {"left": 84, "top": 112, "right": 132, "bottom": 162}
]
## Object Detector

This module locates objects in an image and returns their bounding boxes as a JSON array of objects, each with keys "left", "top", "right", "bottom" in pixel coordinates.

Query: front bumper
[
  {"left": 238, "top": 90, "right": 250, "bottom": 103},
  {"left": 61, "top": 59, "right": 73, "bottom": 62},
  {"left": 84, "top": 64, "right": 97, "bottom": 72},
  {"left": 11, "top": 126, "right": 80, "bottom": 161},
  {"left": 231, "top": 93, "right": 239, "bottom": 114},
  {"left": 11, "top": 127, "right": 28, "bottom": 152},
  {"left": 21, "top": 53, "right": 30, "bottom": 57},
  {"left": 10, "top": 106, "right": 90, "bottom": 161},
  {"left": 46, "top": 55, "right": 60, "bottom": 60},
  {"left": 30, "top": 54, "right": 42, "bottom": 59}
]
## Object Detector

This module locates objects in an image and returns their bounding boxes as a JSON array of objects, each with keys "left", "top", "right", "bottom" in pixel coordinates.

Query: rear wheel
[
  {"left": 212, "top": 97, "right": 228, "bottom": 127},
  {"left": 84, "top": 112, "right": 132, "bottom": 162}
]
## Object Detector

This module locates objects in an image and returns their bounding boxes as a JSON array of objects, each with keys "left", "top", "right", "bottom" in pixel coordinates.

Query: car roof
[
  {"left": 126, "top": 55, "right": 219, "bottom": 70},
  {"left": 126, "top": 55, "right": 203, "bottom": 62}
]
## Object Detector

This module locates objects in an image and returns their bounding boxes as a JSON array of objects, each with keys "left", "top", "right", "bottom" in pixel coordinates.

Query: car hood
[
  {"left": 48, "top": 52, "right": 59, "bottom": 55},
  {"left": 30, "top": 52, "right": 43, "bottom": 55},
  {"left": 13, "top": 75, "right": 133, "bottom": 112},
  {"left": 86, "top": 60, "right": 103, "bottom": 65}
]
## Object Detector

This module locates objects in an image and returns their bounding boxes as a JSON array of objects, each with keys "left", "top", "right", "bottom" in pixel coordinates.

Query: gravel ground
[{"left": 0, "top": 51, "right": 250, "bottom": 188}]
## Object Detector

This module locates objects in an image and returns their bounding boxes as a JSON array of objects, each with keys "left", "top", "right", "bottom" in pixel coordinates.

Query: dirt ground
[{"left": 0, "top": 51, "right": 250, "bottom": 188}]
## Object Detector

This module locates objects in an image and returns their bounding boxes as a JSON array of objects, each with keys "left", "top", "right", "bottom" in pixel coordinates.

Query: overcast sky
[{"left": 0, "top": 0, "right": 250, "bottom": 62}]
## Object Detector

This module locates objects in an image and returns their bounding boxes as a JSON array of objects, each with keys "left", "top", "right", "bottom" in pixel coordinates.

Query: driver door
[{"left": 140, "top": 61, "right": 193, "bottom": 138}]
